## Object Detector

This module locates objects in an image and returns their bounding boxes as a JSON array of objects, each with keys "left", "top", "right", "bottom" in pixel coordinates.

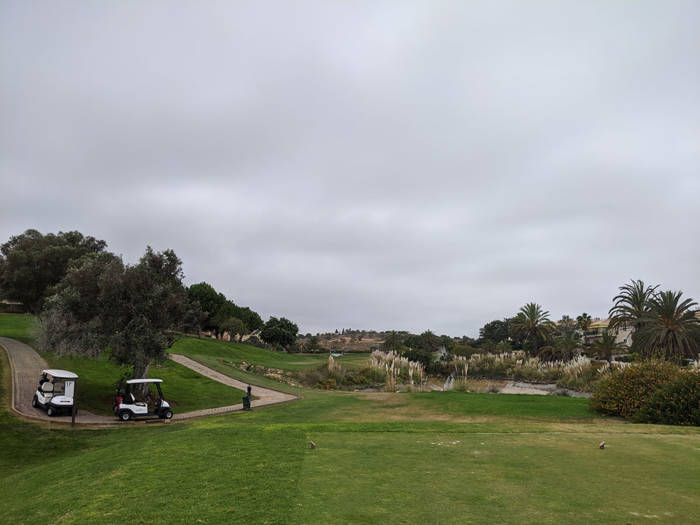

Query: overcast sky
[{"left": 1, "top": 1, "right": 699, "bottom": 336}]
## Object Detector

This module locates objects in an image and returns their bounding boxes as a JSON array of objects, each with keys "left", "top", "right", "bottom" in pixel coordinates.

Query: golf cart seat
[
  {"left": 41, "top": 382, "right": 54, "bottom": 398},
  {"left": 126, "top": 392, "right": 146, "bottom": 407}
]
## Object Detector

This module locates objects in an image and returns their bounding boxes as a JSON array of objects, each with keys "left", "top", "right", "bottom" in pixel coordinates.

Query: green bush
[
  {"left": 636, "top": 372, "right": 700, "bottom": 426},
  {"left": 590, "top": 361, "right": 682, "bottom": 419}
]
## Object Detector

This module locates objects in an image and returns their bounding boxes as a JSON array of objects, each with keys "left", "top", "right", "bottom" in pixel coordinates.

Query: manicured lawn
[
  {"left": 406, "top": 390, "right": 594, "bottom": 420},
  {"left": 0, "top": 314, "right": 247, "bottom": 415},
  {"left": 0, "top": 313, "right": 36, "bottom": 344},
  {"left": 44, "top": 353, "right": 247, "bottom": 415},
  {"left": 172, "top": 336, "right": 369, "bottom": 370},
  {"left": 2, "top": 315, "right": 699, "bottom": 523},
  {"left": 1, "top": 359, "right": 699, "bottom": 524}
]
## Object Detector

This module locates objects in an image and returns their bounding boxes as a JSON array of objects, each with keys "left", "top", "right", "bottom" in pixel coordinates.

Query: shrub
[
  {"left": 636, "top": 372, "right": 700, "bottom": 425},
  {"left": 538, "top": 346, "right": 576, "bottom": 362},
  {"left": 590, "top": 361, "right": 682, "bottom": 419}
]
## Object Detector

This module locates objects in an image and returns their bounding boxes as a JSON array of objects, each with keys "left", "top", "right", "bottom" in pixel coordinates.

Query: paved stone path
[
  {"left": 0, "top": 337, "right": 297, "bottom": 425},
  {"left": 169, "top": 354, "right": 297, "bottom": 419}
]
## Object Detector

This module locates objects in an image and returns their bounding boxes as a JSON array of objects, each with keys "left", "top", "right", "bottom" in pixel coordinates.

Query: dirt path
[
  {"left": 169, "top": 354, "right": 298, "bottom": 418},
  {"left": 0, "top": 337, "right": 297, "bottom": 425},
  {"left": 0, "top": 336, "right": 112, "bottom": 424}
]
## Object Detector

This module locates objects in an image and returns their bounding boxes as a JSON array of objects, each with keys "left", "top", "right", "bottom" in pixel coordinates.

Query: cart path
[
  {"left": 168, "top": 354, "right": 298, "bottom": 419},
  {"left": 0, "top": 337, "right": 297, "bottom": 425}
]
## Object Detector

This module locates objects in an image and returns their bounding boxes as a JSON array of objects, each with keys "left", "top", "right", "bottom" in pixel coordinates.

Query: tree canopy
[
  {"left": 512, "top": 303, "right": 555, "bottom": 354},
  {"left": 634, "top": 290, "right": 700, "bottom": 362},
  {"left": 40, "top": 247, "right": 190, "bottom": 378},
  {"left": 260, "top": 317, "right": 298, "bottom": 348},
  {"left": 218, "top": 317, "right": 247, "bottom": 341},
  {"left": 479, "top": 319, "right": 510, "bottom": 345},
  {"left": 188, "top": 281, "right": 263, "bottom": 334},
  {"left": 0, "top": 229, "right": 107, "bottom": 313}
]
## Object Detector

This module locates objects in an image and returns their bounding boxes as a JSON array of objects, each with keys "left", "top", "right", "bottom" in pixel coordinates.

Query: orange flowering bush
[
  {"left": 590, "top": 361, "right": 682, "bottom": 419},
  {"left": 636, "top": 372, "right": 700, "bottom": 426}
]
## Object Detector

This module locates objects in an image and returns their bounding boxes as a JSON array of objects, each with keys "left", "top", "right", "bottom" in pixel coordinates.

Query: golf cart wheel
[
  {"left": 31, "top": 395, "right": 38, "bottom": 408},
  {"left": 119, "top": 411, "right": 131, "bottom": 422},
  {"left": 47, "top": 406, "right": 56, "bottom": 417},
  {"left": 162, "top": 410, "right": 173, "bottom": 420}
]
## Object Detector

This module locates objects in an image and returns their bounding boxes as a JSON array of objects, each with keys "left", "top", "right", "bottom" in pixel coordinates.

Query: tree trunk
[{"left": 133, "top": 360, "right": 151, "bottom": 398}]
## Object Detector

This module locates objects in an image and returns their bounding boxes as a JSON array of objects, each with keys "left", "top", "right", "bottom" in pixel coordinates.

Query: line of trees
[
  {"left": 475, "top": 279, "right": 699, "bottom": 363},
  {"left": 373, "top": 280, "right": 698, "bottom": 368},
  {"left": 0, "top": 229, "right": 299, "bottom": 379},
  {"left": 608, "top": 280, "right": 699, "bottom": 362}
]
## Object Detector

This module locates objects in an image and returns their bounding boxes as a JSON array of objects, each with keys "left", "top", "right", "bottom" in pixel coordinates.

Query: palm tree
[
  {"left": 576, "top": 313, "right": 592, "bottom": 331},
  {"left": 558, "top": 315, "right": 576, "bottom": 335},
  {"left": 576, "top": 313, "right": 592, "bottom": 346},
  {"left": 591, "top": 331, "right": 625, "bottom": 362},
  {"left": 608, "top": 279, "right": 658, "bottom": 332},
  {"left": 552, "top": 331, "right": 583, "bottom": 360},
  {"left": 512, "top": 303, "right": 555, "bottom": 355},
  {"left": 634, "top": 290, "right": 700, "bottom": 362}
]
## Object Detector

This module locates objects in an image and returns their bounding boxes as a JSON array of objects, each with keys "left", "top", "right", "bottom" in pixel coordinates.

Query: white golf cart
[
  {"left": 31, "top": 369, "right": 78, "bottom": 417},
  {"left": 113, "top": 379, "right": 173, "bottom": 421}
]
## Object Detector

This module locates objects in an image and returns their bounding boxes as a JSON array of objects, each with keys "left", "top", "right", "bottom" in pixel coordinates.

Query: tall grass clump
[
  {"left": 369, "top": 350, "right": 424, "bottom": 391},
  {"left": 449, "top": 356, "right": 469, "bottom": 391},
  {"left": 464, "top": 351, "right": 626, "bottom": 391}
]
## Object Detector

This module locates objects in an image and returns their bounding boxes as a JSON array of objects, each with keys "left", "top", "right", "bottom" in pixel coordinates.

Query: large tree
[
  {"left": 479, "top": 319, "right": 510, "bottom": 344},
  {"left": 219, "top": 317, "right": 247, "bottom": 341},
  {"left": 634, "top": 290, "right": 700, "bottom": 362},
  {"left": 576, "top": 313, "right": 592, "bottom": 332},
  {"left": 260, "top": 317, "right": 298, "bottom": 349},
  {"left": 40, "top": 247, "right": 190, "bottom": 380},
  {"left": 557, "top": 315, "right": 576, "bottom": 335},
  {"left": 187, "top": 282, "right": 226, "bottom": 328},
  {"left": 0, "top": 229, "right": 107, "bottom": 313},
  {"left": 382, "top": 331, "right": 404, "bottom": 351},
  {"left": 512, "top": 303, "right": 555, "bottom": 354},
  {"left": 188, "top": 283, "right": 263, "bottom": 334},
  {"left": 608, "top": 279, "right": 659, "bottom": 349}
]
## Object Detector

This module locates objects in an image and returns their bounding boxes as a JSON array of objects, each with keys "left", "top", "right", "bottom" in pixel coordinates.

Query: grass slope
[
  {"left": 172, "top": 336, "right": 368, "bottom": 370},
  {"left": 0, "top": 314, "right": 246, "bottom": 414},
  {"left": 0, "top": 313, "right": 36, "bottom": 344},
  {"left": 45, "top": 353, "right": 247, "bottom": 415}
]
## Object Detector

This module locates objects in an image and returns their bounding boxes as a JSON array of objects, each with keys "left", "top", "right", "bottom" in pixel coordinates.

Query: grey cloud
[{"left": 2, "top": 1, "right": 699, "bottom": 335}]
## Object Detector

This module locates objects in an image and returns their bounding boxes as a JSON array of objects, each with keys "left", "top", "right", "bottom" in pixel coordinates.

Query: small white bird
[
  {"left": 310, "top": 441, "right": 316, "bottom": 450},
  {"left": 599, "top": 441, "right": 605, "bottom": 449}
]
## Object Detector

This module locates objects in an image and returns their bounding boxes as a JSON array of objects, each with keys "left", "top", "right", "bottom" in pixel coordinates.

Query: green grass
[
  {"left": 407, "top": 390, "right": 593, "bottom": 420},
  {"left": 0, "top": 314, "right": 247, "bottom": 415},
  {"left": 1, "top": 315, "right": 699, "bottom": 523},
  {"left": 44, "top": 353, "right": 247, "bottom": 415},
  {"left": 1, "top": 365, "right": 698, "bottom": 524},
  {"left": 172, "top": 336, "right": 369, "bottom": 370},
  {"left": 0, "top": 313, "right": 36, "bottom": 344}
]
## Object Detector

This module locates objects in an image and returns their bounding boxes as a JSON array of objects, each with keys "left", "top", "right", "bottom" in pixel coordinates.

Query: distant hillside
[{"left": 298, "top": 330, "right": 394, "bottom": 352}]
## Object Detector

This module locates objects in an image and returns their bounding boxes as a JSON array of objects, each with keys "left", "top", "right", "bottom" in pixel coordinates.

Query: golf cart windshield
[
  {"left": 120, "top": 381, "right": 164, "bottom": 402},
  {"left": 49, "top": 380, "right": 66, "bottom": 395}
]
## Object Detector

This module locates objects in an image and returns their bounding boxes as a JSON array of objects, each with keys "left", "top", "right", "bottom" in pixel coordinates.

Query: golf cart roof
[
  {"left": 126, "top": 379, "right": 163, "bottom": 384},
  {"left": 42, "top": 369, "right": 78, "bottom": 379}
]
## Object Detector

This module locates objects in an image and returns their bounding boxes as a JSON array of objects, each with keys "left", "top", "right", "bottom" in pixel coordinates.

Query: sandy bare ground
[{"left": 0, "top": 337, "right": 297, "bottom": 426}]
